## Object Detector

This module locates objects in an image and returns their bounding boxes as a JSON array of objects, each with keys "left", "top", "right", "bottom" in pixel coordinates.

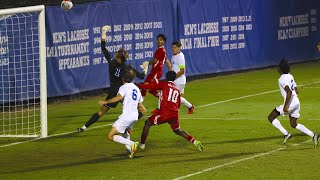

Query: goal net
[{"left": 0, "top": 5, "right": 47, "bottom": 138}]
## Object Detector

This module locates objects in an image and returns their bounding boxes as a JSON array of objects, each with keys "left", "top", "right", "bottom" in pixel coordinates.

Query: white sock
[
  {"left": 123, "top": 132, "right": 131, "bottom": 151},
  {"left": 113, "top": 135, "right": 134, "bottom": 146},
  {"left": 81, "top": 125, "right": 87, "bottom": 130},
  {"left": 272, "top": 119, "right": 288, "bottom": 135},
  {"left": 296, "top": 123, "right": 314, "bottom": 137},
  {"left": 181, "top": 97, "right": 192, "bottom": 108}
]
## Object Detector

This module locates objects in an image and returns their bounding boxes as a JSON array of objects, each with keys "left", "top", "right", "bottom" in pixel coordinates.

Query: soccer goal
[{"left": 0, "top": 5, "right": 47, "bottom": 138}]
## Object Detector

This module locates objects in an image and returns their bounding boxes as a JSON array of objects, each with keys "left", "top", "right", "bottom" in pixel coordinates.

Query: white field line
[
  {"left": 179, "top": 117, "right": 320, "bottom": 121},
  {"left": 172, "top": 139, "right": 312, "bottom": 180},
  {"left": 0, "top": 81, "right": 319, "bottom": 148}
]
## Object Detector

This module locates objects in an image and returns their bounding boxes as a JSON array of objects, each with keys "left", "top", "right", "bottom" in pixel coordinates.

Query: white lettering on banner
[
  {"left": 182, "top": 16, "right": 252, "bottom": 51},
  {"left": 180, "top": 38, "right": 192, "bottom": 50},
  {"left": 0, "top": 36, "right": 8, "bottom": 44},
  {"left": 0, "top": 58, "right": 9, "bottom": 66},
  {"left": 278, "top": 27, "right": 309, "bottom": 40},
  {"left": 66, "top": 29, "right": 89, "bottom": 42},
  {"left": 59, "top": 55, "right": 90, "bottom": 70},
  {"left": 46, "top": 42, "right": 90, "bottom": 57},
  {"left": 278, "top": 12, "right": 314, "bottom": 40}
]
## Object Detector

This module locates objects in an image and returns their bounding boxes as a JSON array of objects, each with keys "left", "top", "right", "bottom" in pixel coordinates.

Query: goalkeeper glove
[{"left": 101, "top": 25, "right": 110, "bottom": 40}]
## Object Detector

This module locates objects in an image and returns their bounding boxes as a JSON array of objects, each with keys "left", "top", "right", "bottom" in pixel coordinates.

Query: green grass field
[{"left": 1, "top": 61, "right": 320, "bottom": 179}]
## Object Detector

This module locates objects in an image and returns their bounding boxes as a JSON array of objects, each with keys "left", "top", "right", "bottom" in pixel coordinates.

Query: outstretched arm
[
  {"left": 101, "top": 26, "right": 112, "bottom": 63},
  {"left": 98, "top": 94, "right": 122, "bottom": 106},
  {"left": 138, "top": 83, "right": 163, "bottom": 90}
]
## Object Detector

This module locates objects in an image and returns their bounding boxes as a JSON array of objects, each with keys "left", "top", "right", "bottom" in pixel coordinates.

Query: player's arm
[
  {"left": 101, "top": 26, "right": 112, "bottom": 63},
  {"left": 149, "top": 57, "right": 158, "bottom": 65},
  {"left": 176, "top": 65, "right": 185, "bottom": 78},
  {"left": 294, "top": 87, "right": 299, "bottom": 95},
  {"left": 98, "top": 93, "right": 122, "bottom": 106},
  {"left": 165, "top": 57, "right": 172, "bottom": 71},
  {"left": 138, "top": 83, "right": 163, "bottom": 90},
  {"left": 283, "top": 86, "right": 292, "bottom": 113},
  {"left": 138, "top": 103, "right": 146, "bottom": 114}
]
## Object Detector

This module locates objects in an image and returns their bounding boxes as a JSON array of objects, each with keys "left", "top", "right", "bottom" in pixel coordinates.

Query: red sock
[{"left": 186, "top": 135, "right": 195, "bottom": 143}]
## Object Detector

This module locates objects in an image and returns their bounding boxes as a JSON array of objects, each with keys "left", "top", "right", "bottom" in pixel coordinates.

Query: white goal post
[{"left": 0, "top": 5, "right": 47, "bottom": 138}]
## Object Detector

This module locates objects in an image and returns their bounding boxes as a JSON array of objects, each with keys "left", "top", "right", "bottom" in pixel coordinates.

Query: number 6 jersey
[{"left": 118, "top": 83, "right": 143, "bottom": 116}]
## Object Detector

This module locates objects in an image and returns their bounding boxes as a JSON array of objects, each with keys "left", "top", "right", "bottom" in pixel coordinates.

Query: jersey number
[
  {"left": 167, "top": 88, "right": 179, "bottom": 103},
  {"left": 290, "top": 79, "right": 294, "bottom": 91},
  {"left": 132, "top": 89, "right": 138, "bottom": 100},
  {"left": 115, "top": 68, "right": 121, "bottom": 77}
]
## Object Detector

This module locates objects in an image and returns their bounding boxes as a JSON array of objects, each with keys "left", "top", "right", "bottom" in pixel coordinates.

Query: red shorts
[
  {"left": 148, "top": 111, "right": 180, "bottom": 131},
  {"left": 144, "top": 69, "right": 162, "bottom": 84}
]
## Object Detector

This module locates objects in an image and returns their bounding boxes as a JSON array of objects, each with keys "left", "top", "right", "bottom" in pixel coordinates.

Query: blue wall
[{"left": 36, "top": 0, "right": 320, "bottom": 97}]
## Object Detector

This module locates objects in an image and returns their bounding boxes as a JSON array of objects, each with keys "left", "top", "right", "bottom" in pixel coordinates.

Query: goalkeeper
[{"left": 77, "top": 26, "right": 146, "bottom": 132}]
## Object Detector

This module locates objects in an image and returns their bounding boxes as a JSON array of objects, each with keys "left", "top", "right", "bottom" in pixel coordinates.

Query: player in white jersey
[
  {"left": 267, "top": 59, "right": 319, "bottom": 147},
  {"left": 170, "top": 40, "right": 195, "bottom": 114},
  {"left": 98, "top": 67, "right": 146, "bottom": 158}
]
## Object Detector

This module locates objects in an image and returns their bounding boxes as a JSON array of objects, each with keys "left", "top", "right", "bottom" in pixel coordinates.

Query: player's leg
[
  {"left": 77, "top": 87, "right": 119, "bottom": 132},
  {"left": 140, "top": 118, "right": 155, "bottom": 149},
  {"left": 289, "top": 116, "right": 318, "bottom": 147},
  {"left": 169, "top": 119, "right": 203, "bottom": 151},
  {"left": 268, "top": 107, "right": 291, "bottom": 144},
  {"left": 123, "top": 129, "right": 132, "bottom": 153},
  {"left": 77, "top": 105, "right": 110, "bottom": 132},
  {"left": 108, "top": 119, "right": 139, "bottom": 158},
  {"left": 177, "top": 84, "right": 194, "bottom": 114}
]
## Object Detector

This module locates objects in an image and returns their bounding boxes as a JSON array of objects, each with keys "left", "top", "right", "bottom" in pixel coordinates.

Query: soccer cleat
[
  {"left": 140, "top": 61, "right": 149, "bottom": 75},
  {"left": 195, "top": 141, "right": 203, "bottom": 152},
  {"left": 312, "top": 134, "right": 319, "bottom": 148},
  {"left": 77, "top": 128, "right": 84, "bottom": 133},
  {"left": 188, "top": 105, "right": 195, "bottom": 114},
  {"left": 282, "top": 133, "right": 292, "bottom": 144},
  {"left": 129, "top": 142, "right": 139, "bottom": 158},
  {"left": 139, "top": 143, "right": 145, "bottom": 150}
]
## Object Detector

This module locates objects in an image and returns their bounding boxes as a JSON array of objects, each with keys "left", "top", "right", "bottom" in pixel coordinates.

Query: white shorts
[
  {"left": 276, "top": 103, "right": 300, "bottom": 118},
  {"left": 176, "top": 83, "right": 185, "bottom": 94},
  {"left": 112, "top": 113, "right": 138, "bottom": 133}
]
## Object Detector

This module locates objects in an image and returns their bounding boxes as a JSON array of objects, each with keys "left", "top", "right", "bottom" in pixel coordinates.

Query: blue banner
[
  {"left": 176, "top": 0, "right": 320, "bottom": 76},
  {"left": 45, "top": 0, "right": 176, "bottom": 97},
  {"left": 45, "top": 0, "right": 320, "bottom": 97}
]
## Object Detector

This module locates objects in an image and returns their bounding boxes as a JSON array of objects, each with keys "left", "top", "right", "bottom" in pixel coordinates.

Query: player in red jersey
[
  {"left": 138, "top": 71, "right": 203, "bottom": 151},
  {"left": 140, "top": 34, "right": 172, "bottom": 97}
]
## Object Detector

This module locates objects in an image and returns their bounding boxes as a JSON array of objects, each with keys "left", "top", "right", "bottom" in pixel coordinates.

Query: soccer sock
[
  {"left": 295, "top": 123, "right": 314, "bottom": 137},
  {"left": 272, "top": 119, "right": 288, "bottom": 135},
  {"left": 123, "top": 132, "right": 131, "bottom": 151},
  {"left": 186, "top": 135, "right": 195, "bottom": 144},
  {"left": 181, "top": 97, "right": 192, "bottom": 108},
  {"left": 113, "top": 135, "right": 134, "bottom": 146},
  {"left": 138, "top": 111, "right": 143, "bottom": 119},
  {"left": 84, "top": 113, "right": 100, "bottom": 128}
]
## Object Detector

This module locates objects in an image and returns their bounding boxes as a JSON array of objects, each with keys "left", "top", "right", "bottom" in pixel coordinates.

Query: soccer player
[
  {"left": 267, "top": 59, "right": 319, "bottom": 147},
  {"left": 98, "top": 67, "right": 145, "bottom": 158},
  {"left": 140, "top": 34, "right": 172, "bottom": 97},
  {"left": 77, "top": 26, "right": 145, "bottom": 132},
  {"left": 138, "top": 71, "right": 203, "bottom": 151},
  {"left": 171, "top": 40, "right": 195, "bottom": 114}
]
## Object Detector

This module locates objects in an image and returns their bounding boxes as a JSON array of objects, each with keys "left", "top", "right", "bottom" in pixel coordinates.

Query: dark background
[{"left": 0, "top": 0, "right": 108, "bottom": 9}]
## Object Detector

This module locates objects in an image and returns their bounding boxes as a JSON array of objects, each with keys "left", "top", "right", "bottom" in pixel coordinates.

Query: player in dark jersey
[
  {"left": 138, "top": 71, "right": 203, "bottom": 152},
  {"left": 77, "top": 26, "right": 145, "bottom": 132}
]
